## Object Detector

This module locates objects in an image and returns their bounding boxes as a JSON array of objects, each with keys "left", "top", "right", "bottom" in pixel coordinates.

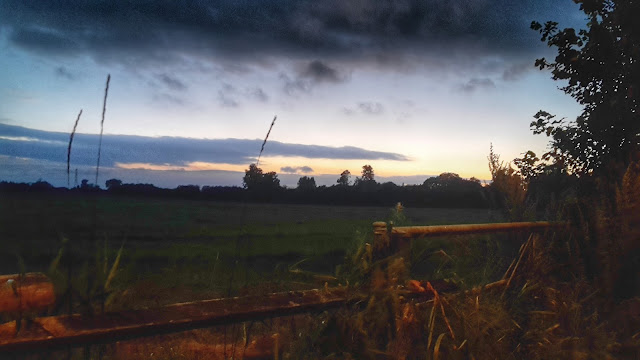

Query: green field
[{"left": 1, "top": 193, "right": 507, "bottom": 307}]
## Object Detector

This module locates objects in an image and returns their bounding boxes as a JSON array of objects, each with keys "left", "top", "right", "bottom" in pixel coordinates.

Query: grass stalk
[
  {"left": 256, "top": 115, "right": 277, "bottom": 167},
  {"left": 67, "top": 109, "right": 82, "bottom": 188},
  {"left": 95, "top": 74, "right": 111, "bottom": 187}
]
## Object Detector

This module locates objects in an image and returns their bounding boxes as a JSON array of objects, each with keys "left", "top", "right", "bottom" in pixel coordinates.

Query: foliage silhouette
[
  {"left": 337, "top": 170, "right": 351, "bottom": 186},
  {"left": 296, "top": 176, "right": 316, "bottom": 192},
  {"left": 531, "top": 0, "right": 640, "bottom": 178}
]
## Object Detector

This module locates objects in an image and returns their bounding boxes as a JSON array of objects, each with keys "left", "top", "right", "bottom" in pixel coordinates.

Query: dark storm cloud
[
  {"left": 0, "top": 0, "right": 582, "bottom": 69},
  {"left": 281, "top": 166, "right": 314, "bottom": 174},
  {"left": 0, "top": 123, "right": 409, "bottom": 168}
]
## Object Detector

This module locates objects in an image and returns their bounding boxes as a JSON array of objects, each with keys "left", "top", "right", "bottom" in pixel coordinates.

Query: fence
[{"left": 0, "top": 221, "right": 565, "bottom": 353}]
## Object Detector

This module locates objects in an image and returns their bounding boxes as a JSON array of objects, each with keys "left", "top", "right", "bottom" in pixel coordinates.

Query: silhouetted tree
[
  {"left": 360, "top": 165, "right": 375, "bottom": 182},
  {"left": 531, "top": 0, "right": 640, "bottom": 178},
  {"left": 487, "top": 145, "right": 527, "bottom": 219},
  {"left": 513, "top": 151, "right": 541, "bottom": 186},
  {"left": 337, "top": 170, "right": 351, "bottom": 186},
  {"left": 175, "top": 185, "right": 200, "bottom": 196},
  {"left": 105, "top": 178, "right": 123, "bottom": 190},
  {"left": 78, "top": 179, "right": 100, "bottom": 192},
  {"left": 243, "top": 164, "right": 281, "bottom": 199},
  {"left": 423, "top": 173, "right": 462, "bottom": 189},
  {"left": 30, "top": 180, "right": 54, "bottom": 191},
  {"left": 297, "top": 176, "right": 316, "bottom": 191}
]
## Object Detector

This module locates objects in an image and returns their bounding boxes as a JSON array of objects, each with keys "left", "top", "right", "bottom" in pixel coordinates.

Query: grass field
[
  {"left": 0, "top": 193, "right": 506, "bottom": 307},
  {"left": 8, "top": 193, "right": 618, "bottom": 360}
]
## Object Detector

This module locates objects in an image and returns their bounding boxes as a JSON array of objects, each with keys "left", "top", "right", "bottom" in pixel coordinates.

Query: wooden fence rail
[
  {"left": 0, "top": 288, "right": 351, "bottom": 353},
  {"left": 0, "top": 221, "right": 565, "bottom": 353},
  {"left": 373, "top": 221, "right": 566, "bottom": 254}
]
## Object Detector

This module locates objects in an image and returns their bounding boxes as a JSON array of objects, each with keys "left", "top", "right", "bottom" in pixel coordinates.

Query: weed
[
  {"left": 67, "top": 109, "right": 82, "bottom": 188},
  {"left": 95, "top": 74, "right": 110, "bottom": 187}
]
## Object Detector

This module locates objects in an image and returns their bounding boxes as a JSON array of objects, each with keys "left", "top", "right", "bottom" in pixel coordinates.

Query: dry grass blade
[
  {"left": 501, "top": 233, "right": 534, "bottom": 299},
  {"left": 427, "top": 300, "right": 437, "bottom": 351},
  {"left": 439, "top": 300, "right": 455, "bottom": 340},
  {"left": 425, "top": 281, "right": 455, "bottom": 340},
  {"left": 95, "top": 74, "right": 111, "bottom": 186},
  {"left": 455, "top": 339, "right": 467, "bottom": 350},
  {"left": 256, "top": 115, "right": 277, "bottom": 167},
  {"left": 502, "top": 257, "right": 517, "bottom": 280},
  {"left": 67, "top": 109, "right": 82, "bottom": 188},
  {"left": 433, "top": 332, "right": 446, "bottom": 360}
]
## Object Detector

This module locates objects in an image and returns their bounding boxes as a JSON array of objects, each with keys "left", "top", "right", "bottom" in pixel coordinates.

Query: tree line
[{"left": 0, "top": 164, "right": 496, "bottom": 208}]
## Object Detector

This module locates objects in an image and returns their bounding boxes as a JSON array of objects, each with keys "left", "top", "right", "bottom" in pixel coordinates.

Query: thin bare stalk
[
  {"left": 256, "top": 115, "right": 277, "bottom": 167},
  {"left": 95, "top": 74, "right": 111, "bottom": 187},
  {"left": 67, "top": 110, "right": 82, "bottom": 188}
]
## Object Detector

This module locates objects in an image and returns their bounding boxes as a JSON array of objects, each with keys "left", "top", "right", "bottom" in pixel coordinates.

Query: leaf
[{"left": 104, "top": 242, "right": 124, "bottom": 291}]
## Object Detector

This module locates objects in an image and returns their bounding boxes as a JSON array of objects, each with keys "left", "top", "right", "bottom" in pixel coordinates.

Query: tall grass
[
  {"left": 256, "top": 115, "right": 276, "bottom": 167},
  {"left": 224, "top": 114, "right": 278, "bottom": 358},
  {"left": 95, "top": 74, "right": 111, "bottom": 187},
  {"left": 67, "top": 109, "right": 82, "bottom": 188},
  {"left": 283, "top": 158, "right": 640, "bottom": 359}
]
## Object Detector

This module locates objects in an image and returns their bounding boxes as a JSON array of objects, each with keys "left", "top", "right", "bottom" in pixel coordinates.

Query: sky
[{"left": 0, "top": 0, "right": 588, "bottom": 188}]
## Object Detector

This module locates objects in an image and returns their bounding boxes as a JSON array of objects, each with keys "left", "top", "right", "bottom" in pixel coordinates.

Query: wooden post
[
  {"left": 372, "top": 222, "right": 389, "bottom": 256},
  {"left": 0, "top": 273, "right": 55, "bottom": 314}
]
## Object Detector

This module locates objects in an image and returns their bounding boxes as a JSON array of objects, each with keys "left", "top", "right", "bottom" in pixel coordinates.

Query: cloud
[
  {"left": 218, "top": 83, "right": 239, "bottom": 107},
  {"left": 300, "top": 60, "right": 345, "bottom": 83},
  {"left": 280, "top": 73, "right": 311, "bottom": 96},
  {"left": 218, "top": 92, "right": 239, "bottom": 107},
  {"left": 0, "top": 155, "right": 435, "bottom": 188},
  {"left": 459, "top": 78, "right": 496, "bottom": 93},
  {"left": 279, "top": 60, "right": 346, "bottom": 96},
  {"left": 0, "top": 123, "right": 410, "bottom": 170},
  {"left": 343, "top": 101, "right": 385, "bottom": 116},
  {"left": 502, "top": 62, "right": 534, "bottom": 81},
  {"left": 153, "top": 93, "right": 185, "bottom": 106},
  {"left": 0, "top": 1, "right": 583, "bottom": 72},
  {"left": 358, "top": 102, "right": 384, "bottom": 115},
  {"left": 54, "top": 66, "right": 75, "bottom": 80},
  {"left": 248, "top": 87, "right": 269, "bottom": 102},
  {"left": 157, "top": 73, "right": 187, "bottom": 91},
  {"left": 280, "top": 166, "right": 314, "bottom": 174}
]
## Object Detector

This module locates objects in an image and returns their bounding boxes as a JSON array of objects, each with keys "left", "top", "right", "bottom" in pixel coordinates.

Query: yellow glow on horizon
[
  {"left": 115, "top": 162, "right": 247, "bottom": 172},
  {"left": 114, "top": 155, "right": 492, "bottom": 180}
]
